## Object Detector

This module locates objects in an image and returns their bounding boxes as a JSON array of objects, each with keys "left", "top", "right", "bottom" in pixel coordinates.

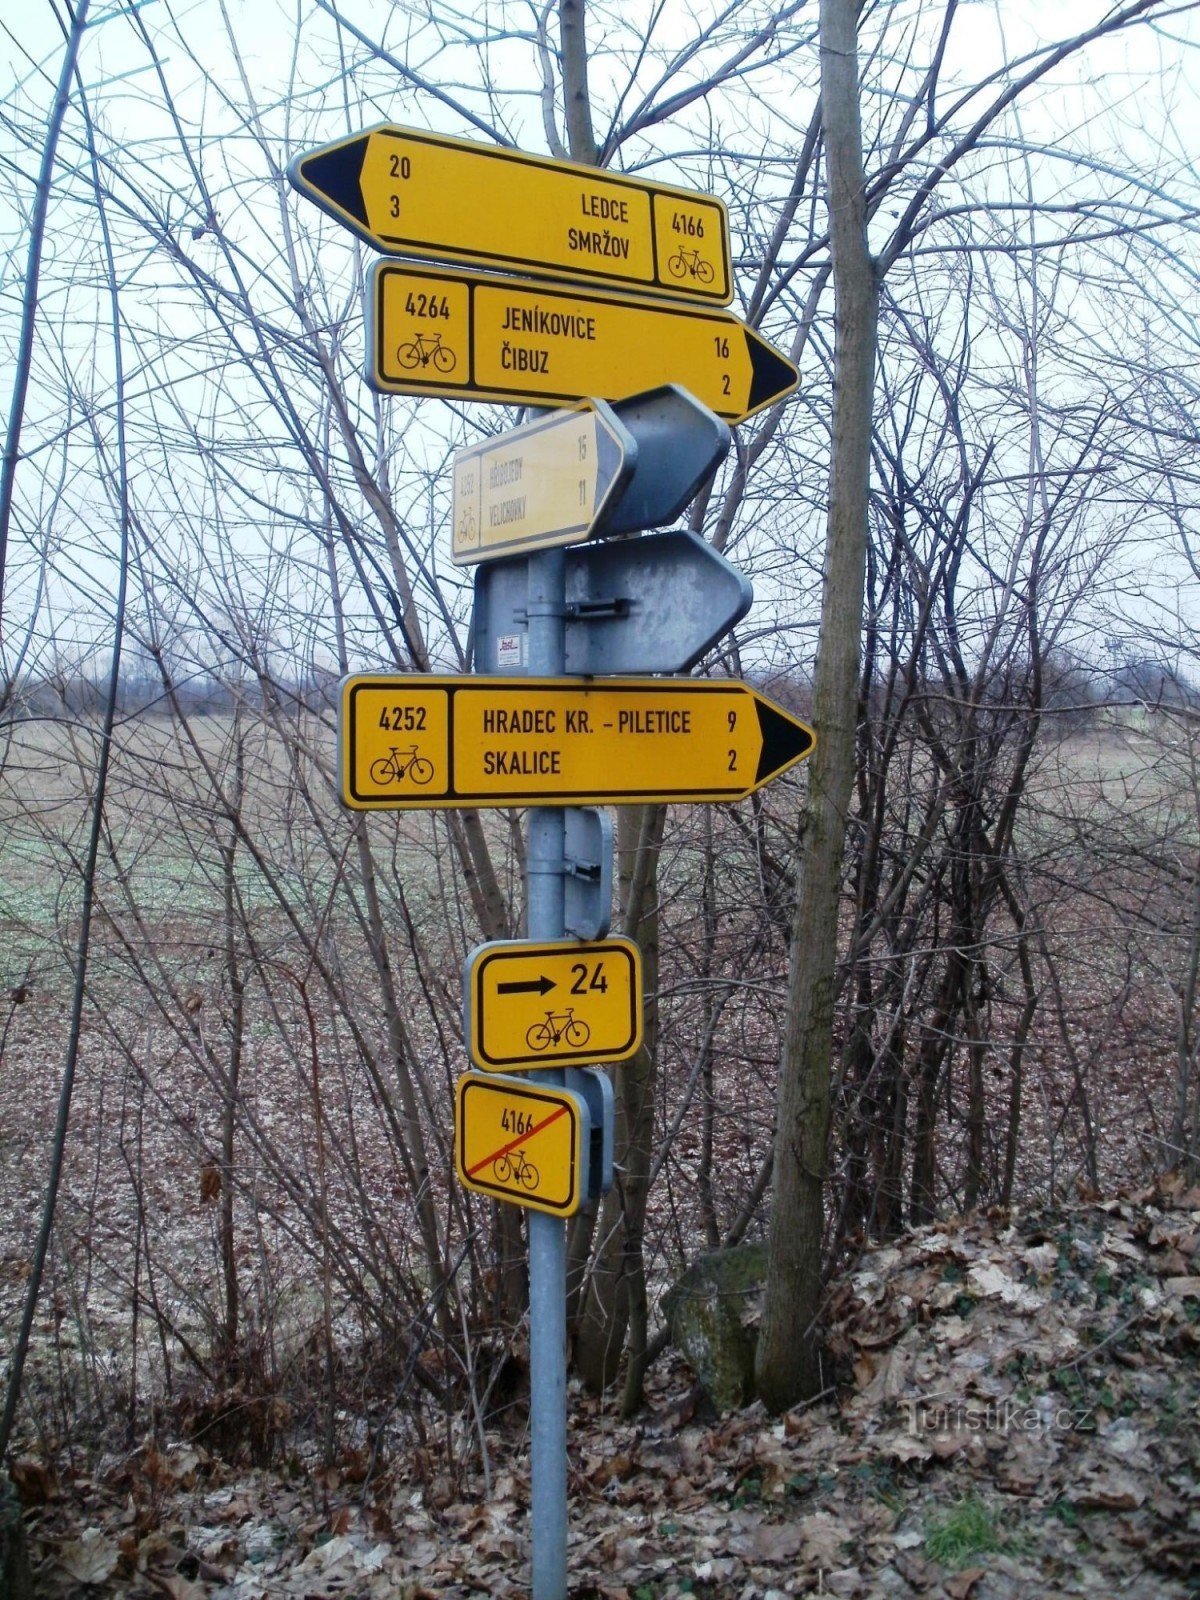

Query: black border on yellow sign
[
  {"left": 454, "top": 1074, "right": 586, "bottom": 1216},
  {"left": 338, "top": 675, "right": 816, "bottom": 810},
  {"left": 289, "top": 123, "right": 733, "bottom": 305},
  {"left": 466, "top": 937, "right": 643, "bottom": 1071}
]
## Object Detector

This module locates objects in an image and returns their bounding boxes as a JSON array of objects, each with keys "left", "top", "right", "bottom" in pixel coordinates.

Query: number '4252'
[{"left": 378, "top": 705, "right": 426, "bottom": 731}]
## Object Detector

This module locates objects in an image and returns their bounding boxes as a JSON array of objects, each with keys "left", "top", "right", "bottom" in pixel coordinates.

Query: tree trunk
[
  {"left": 755, "top": 0, "right": 877, "bottom": 1413},
  {"left": 573, "top": 804, "right": 663, "bottom": 1395},
  {"left": 218, "top": 721, "right": 245, "bottom": 1368},
  {"left": 0, "top": 1475, "right": 34, "bottom": 1600}
]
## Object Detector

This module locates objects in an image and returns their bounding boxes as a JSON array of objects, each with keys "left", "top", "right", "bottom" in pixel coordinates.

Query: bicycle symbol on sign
[
  {"left": 667, "top": 247, "right": 714, "bottom": 285},
  {"left": 456, "top": 505, "right": 477, "bottom": 543},
  {"left": 396, "top": 330, "right": 457, "bottom": 374},
  {"left": 370, "top": 745, "right": 435, "bottom": 786},
  {"left": 525, "top": 1009, "right": 591, "bottom": 1052},
  {"left": 493, "top": 1148, "right": 539, "bottom": 1190}
]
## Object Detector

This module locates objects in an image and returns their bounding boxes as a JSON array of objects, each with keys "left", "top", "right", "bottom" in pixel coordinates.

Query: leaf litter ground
[{"left": 12, "top": 1177, "right": 1199, "bottom": 1599}]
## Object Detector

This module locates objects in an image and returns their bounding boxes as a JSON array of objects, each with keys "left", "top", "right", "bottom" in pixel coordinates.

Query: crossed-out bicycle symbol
[
  {"left": 370, "top": 745, "right": 435, "bottom": 786},
  {"left": 493, "top": 1148, "right": 539, "bottom": 1189}
]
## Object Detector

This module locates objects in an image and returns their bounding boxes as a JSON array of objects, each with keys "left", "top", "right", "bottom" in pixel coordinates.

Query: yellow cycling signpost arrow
[
  {"left": 366, "top": 262, "right": 798, "bottom": 425},
  {"left": 451, "top": 402, "right": 633, "bottom": 566},
  {"left": 465, "top": 937, "right": 642, "bottom": 1073},
  {"left": 338, "top": 674, "right": 816, "bottom": 810},
  {"left": 288, "top": 123, "right": 732, "bottom": 305},
  {"left": 455, "top": 1074, "right": 590, "bottom": 1217}
]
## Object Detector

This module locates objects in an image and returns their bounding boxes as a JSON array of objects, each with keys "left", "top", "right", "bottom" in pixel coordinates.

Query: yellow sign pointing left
[
  {"left": 455, "top": 1074, "right": 589, "bottom": 1216},
  {"left": 289, "top": 123, "right": 732, "bottom": 304}
]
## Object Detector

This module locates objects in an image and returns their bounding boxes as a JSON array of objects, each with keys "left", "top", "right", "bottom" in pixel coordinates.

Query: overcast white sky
[{"left": 1, "top": 0, "right": 1198, "bottom": 677}]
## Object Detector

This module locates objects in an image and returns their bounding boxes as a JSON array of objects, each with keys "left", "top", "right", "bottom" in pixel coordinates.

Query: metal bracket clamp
[
  {"left": 564, "top": 808, "right": 613, "bottom": 940},
  {"left": 564, "top": 856, "right": 601, "bottom": 881},
  {"left": 522, "top": 812, "right": 612, "bottom": 939},
  {"left": 563, "top": 597, "right": 630, "bottom": 621},
  {"left": 511, "top": 597, "right": 629, "bottom": 623}
]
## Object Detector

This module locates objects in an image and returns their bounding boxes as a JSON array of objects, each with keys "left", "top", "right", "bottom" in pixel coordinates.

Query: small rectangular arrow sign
[
  {"left": 366, "top": 262, "right": 798, "bottom": 425},
  {"left": 338, "top": 674, "right": 815, "bottom": 809},
  {"left": 465, "top": 937, "right": 642, "bottom": 1072},
  {"left": 474, "top": 530, "right": 753, "bottom": 675},
  {"left": 451, "top": 402, "right": 633, "bottom": 565},
  {"left": 289, "top": 123, "right": 732, "bottom": 304},
  {"left": 455, "top": 1074, "right": 590, "bottom": 1216}
]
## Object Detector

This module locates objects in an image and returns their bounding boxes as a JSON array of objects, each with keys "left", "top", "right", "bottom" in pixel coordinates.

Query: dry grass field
[{"left": 1, "top": 705, "right": 1197, "bottom": 1596}]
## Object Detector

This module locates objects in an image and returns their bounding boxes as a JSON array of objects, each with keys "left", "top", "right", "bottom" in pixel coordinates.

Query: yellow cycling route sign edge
[
  {"left": 288, "top": 123, "right": 733, "bottom": 305},
  {"left": 336, "top": 674, "right": 816, "bottom": 811},
  {"left": 464, "top": 937, "right": 643, "bottom": 1072},
  {"left": 454, "top": 1073, "right": 589, "bottom": 1216}
]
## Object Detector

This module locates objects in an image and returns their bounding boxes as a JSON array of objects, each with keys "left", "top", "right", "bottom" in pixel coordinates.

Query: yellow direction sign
[
  {"left": 338, "top": 675, "right": 815, "bottom": 810},
  {"left": 366, "top": 262, "right": 798, "bottom": 426},
  {"left": 465, "top": 938, "right": 642, "bottom": 1072},
  {"left": 289, "top": 123, "right": 732, "bottom": 305},
  {"left": 451, "top": 403, "right": 632, "bottom": 565},
  {"left": 455, "top": 1074, "right": 589, "bottom": 1216}
]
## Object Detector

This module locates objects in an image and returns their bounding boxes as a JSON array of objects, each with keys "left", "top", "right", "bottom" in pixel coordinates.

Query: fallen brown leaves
[{"left": 13, "top": 1177, "right": 1200, "bottom": 1598}]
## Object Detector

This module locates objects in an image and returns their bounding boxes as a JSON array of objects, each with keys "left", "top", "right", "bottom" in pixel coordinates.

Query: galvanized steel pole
[{"left": 525, "top": 548, "right": 568, "bottom": 1600}]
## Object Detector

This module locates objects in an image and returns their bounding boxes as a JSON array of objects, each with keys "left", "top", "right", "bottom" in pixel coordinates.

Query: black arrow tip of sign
[
  {"left": 298, "top": 136, "right": 371, "bottom": 229},
  {"left": 745, "top": 328, "right": 799, "bottom": 414},
  {"left": 537, "top": 975, "right": 555, "bottom": 995},
  {"left": 754, "top": 698, "right": 815, "bottom": 786}
]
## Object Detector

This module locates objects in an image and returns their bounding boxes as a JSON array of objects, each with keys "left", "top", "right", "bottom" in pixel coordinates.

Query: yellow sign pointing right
[
  {"left": 465, "top": 938, "right": 642, "bottom": 1072},
  {"left": 367, "top": 262, "right": 798, "bottom": 425},
  {"left": 338, "top": 675, "right": 816, "bottom": 809},
  {"left": 451, "top": 403, "right": 632, "bottom": 565}
]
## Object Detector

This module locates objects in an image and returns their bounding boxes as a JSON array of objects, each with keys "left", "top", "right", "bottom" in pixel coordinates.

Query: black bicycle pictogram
[
  {"left": 457, "top": 506, "right": 477, "bottom": 542},
  {"left": 396, "top": 330, "right": 457, "bottom": 374},
  {"left": 494, "top": 1148, "right": 539, "bottom": 1189},
  {"left": 667, "top": 247, "right": 715, "bottom": 285},
  {"left": 370, "top": 744, "right": 435, "bottom": 786},
  {"left": 525, "top": 1008, "right": 591, "bottom": 1052}
]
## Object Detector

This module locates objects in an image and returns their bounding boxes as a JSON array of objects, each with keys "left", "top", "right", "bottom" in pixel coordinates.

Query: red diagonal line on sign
[{"left": 468, "top": 1102, "right": 569, "bottom": 1178}]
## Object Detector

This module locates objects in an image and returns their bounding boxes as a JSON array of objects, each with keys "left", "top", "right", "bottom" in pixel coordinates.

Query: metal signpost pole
[
  {"left": 291, "top": 122, "right": 798, "bottom": 1596},
  {"left": 525, "top": 547, "right": 569, "bottom": 1600}
]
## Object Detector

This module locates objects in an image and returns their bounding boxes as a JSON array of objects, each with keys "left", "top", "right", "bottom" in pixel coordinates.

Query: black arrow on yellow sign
[
  {"left": 497, "top": 976, "right": 556, "bottom": 996},
  {"left": 366, "top": 262, "right": 798, "bottom": 425},
  {"left": 339, "top": 675, "right": 815, "bottom": 810},
  {"left": 288, "top": 123, "right": 734, "bottom": 304}
]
